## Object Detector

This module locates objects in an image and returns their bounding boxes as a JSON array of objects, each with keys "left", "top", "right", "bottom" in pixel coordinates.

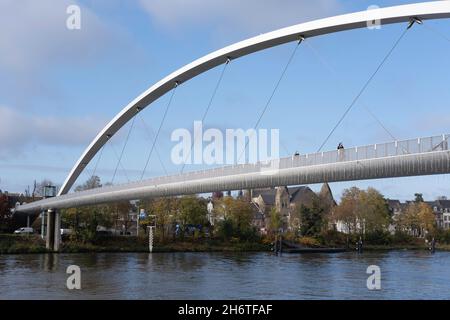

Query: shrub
[
  {"left": 298, "top": 236, "right": 321, "bottom": 247},
  {"left": 365, "top": 230, "right": 392, "bottom": 245},
  {"left": 392, "top": 231, "right": 416, "bottom": 244},
  {"left": 215, "top": 219, "right": 234, "bottom": 240}
]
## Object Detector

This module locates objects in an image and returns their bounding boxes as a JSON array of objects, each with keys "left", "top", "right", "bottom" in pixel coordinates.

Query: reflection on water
[{"left": 0, "top": 251, "right": 449, "bottom": 299}]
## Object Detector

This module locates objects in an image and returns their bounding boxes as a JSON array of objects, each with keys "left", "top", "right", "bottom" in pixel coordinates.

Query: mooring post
[
  {"left": 430, "top": 237, "right": 436, "bottom": 254},
  {"left": 279, "top": 233, "right": 282, "bottom": 255}
]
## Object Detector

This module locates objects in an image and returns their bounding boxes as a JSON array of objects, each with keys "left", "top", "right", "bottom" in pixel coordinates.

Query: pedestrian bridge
[
  {"left": 10, "top": 2, "right": 450, "bottom": 251},
  {"left": 15, "top": 134, "right": 450, "bottom": 213}
]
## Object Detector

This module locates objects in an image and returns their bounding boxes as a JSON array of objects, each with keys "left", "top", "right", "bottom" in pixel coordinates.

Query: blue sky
[{"left": 1, "top": 0, "right": 450, "bottom": 201}]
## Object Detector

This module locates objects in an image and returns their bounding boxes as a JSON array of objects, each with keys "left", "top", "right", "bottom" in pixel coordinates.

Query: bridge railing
[{"left": 55, "top": 134, "right": 449, "bottom": 199}]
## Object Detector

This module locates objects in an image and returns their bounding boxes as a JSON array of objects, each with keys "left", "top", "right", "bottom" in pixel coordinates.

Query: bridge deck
[{"left": 15, "top": 134, "right": 450, "bottom": 213}]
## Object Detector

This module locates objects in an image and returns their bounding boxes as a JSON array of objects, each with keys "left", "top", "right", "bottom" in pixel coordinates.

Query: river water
[{"left": 0, "top": 251, "right": 449, "bottom": 299}]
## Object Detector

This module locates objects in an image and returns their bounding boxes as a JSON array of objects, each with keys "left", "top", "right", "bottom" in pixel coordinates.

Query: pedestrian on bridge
[{"left": 337, "top": 142, "right": 345, "bottom": 161}]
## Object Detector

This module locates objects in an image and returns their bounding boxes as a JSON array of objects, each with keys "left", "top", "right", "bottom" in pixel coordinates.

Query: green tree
[
  {"left": 178, "top": 196, "right": 208, "bottom": 226},
  {"left": 61, "top": 204, "right": 114, "bottom": 242},
  {"left": 414, "top": 193, "right": 424, "bottom": 203},
  {"left": 299, "top": 200, "right": 324, "bottom": 236},
  {"left": 228, "top": 198, "right": 253, "bottom": 236},
  {"left": 359, "top": 188, "right": 391, "bottom": 234},
  {"left": 216, "top": 218, "right": 234, "bottom": 240},
  {"left": 268, "top": 207, "right": 282, "bottom": 235}
]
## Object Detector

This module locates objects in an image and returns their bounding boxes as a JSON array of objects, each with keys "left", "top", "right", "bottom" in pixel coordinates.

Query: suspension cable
[
  {"left": 237, "top": 37, "right": 304, "bottom": 163},
  {"left": 112, "top": 115, "right": 136, "bottom": 183},
  {"left": 110, "top": 143, "right": 130, "bottom": 183},
  {"left": 140, "top": 82, "right": 179, "bottom": 180},
  {"left": 180, "top": 59, "right": 230, "bottom": 174},
  {"left": 316, "top": 21, "right": 418, "bottom": 152},
  {"left": 305, "top": 39, "right": 398, "bottom": 141},
  {"left": 91, "top": 144, "right": 105, "bottom": 179},
  {"left": 138, "top": 113, "right": 168, "bottom": 176}
]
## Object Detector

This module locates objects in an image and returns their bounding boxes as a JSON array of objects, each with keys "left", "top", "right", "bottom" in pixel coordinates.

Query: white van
[
  {"left": 14, "top": 227, "right": 34, "bottom": 234},
  {"left": 60, "top": 229, "right": 74, "bottom": 236}
]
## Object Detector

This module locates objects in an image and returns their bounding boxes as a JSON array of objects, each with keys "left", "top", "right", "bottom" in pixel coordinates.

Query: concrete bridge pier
[{"left": 46, "top": 209, "right": 61, "bottom": 251}]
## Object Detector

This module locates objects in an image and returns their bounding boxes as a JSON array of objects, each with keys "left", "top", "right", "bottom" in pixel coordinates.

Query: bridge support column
[
  {"left": 53, "top": 210, "right": 61, "bottom": 252},
  {"left": 46, "top": 209, "right": 61, "bottom": 251},
  {"left": 41, "top": 211, "right": 46, "bottom": 240},
  {"left": 46, "top": 209, "right": 55, "bottom": 250}
]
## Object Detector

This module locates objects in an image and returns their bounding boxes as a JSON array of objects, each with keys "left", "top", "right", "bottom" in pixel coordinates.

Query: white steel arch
[{"left": 59, "top": 1, "right": 450, "bottom": 195}]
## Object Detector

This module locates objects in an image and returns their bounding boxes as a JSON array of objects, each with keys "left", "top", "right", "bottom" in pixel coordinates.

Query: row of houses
[
  {"left": 208, "top": 185, "right": 450, "bottom": 235},
  {"left": 208, "top": 183, "right": 336, "bottom": 234},
  {"left": 388, "top": 198, "right": 450, "bottom": 230}
]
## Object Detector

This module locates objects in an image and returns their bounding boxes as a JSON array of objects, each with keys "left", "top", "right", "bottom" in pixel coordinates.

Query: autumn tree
[
  {"left": 333, "top": 187, "right": 390, "bottom": 236},
  {"left": 333, "top": 187, "right": 361, "bottom": 234},
  {"left": 358, "top": 188, "right": 391, "bottom": 234},
  {"left": 227, "top": 198, "right": 254, "bottom": 236},
  {"left": 0, "top": 193, "right": 13, "bottom": 233},
  {"left": 397, "top": 202, "right": 435, "bottom": 237},
  {"left": 215, "top": 196, "right": 235, "bottom": 220},
  {"left": 214, "top": 197, "right": 256, "bottom": 240},
  {"left": 141, "top": 197, "right": 178, "bottom": 240}
]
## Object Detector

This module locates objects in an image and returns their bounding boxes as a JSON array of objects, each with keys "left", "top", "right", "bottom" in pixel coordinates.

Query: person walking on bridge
[{"left": 337, "top": 142, "right": 345, "bottom": 161}]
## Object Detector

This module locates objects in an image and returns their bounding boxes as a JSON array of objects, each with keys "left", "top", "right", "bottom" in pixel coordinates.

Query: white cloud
[
  {"left": 0, "top": 0, "right": 112, "bottom": 73},
  {"left": 0, "top": 105, "right": 104, "bottom": 159},
  {"left": 138, "top": 0, "right": 342, "bottom": 35},
  {"left": 0, "top": 0, "right": 129, "bottom": 108}
]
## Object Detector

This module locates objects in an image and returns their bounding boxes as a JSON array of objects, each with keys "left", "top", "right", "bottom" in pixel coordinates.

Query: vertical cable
[
  {"left": 237, "top": 39, "right": 303, "bottom": 163},
  {"left": 140, "top": 83, "right": 178, "bottom": 180},
  {"left": 180, "top": 59, "right": 230, "bottom": 174},
  {"left": 317, "top": 24, "right": 413, "bottom": 153},
  {"left": 112, "top": 115, "right": 136, "bottom": 183}
]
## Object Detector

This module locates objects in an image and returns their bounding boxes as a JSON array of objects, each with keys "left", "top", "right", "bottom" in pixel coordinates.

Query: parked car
[
  {"left": 60, "top": 229, "right": 74, "bottom": 236},
  {"left": 14, "top": 227, "right": 34, "bottom": 234}
]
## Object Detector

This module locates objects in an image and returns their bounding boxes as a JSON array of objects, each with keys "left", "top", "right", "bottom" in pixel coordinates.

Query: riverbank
[
  {"left": 2, "top": 234, "right": 450, "bottom": 254},
  {"left": 0, "top": 234, "right": 270, "bottom": 254}
]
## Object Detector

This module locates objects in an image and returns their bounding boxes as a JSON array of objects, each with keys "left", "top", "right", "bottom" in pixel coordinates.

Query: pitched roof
[
  {"left": 387, "top": 199, "right": 401, "bottom": 208},
  {"left": 288, "top": 186, "right": 318, "bottom": 206},
  {"left": 319, "top": 183, "right": 336, "bottom": 207},
  {"left": 252, "top": 189, "right": 276, "bottom": 205},
  {"left": 436, "top": 200, "right": 450, "bottom": 208}
]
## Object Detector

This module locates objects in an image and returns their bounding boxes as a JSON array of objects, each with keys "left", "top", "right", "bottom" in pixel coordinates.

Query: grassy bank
[
  {"left": 0, "top": 234, "right": 48, "bottom": 254},
  {"left": 0, "top": 234, "right": 270, "bottom": 254},
  {"left": 2, "top": 233, "right": 450, "bottom": 254}
]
